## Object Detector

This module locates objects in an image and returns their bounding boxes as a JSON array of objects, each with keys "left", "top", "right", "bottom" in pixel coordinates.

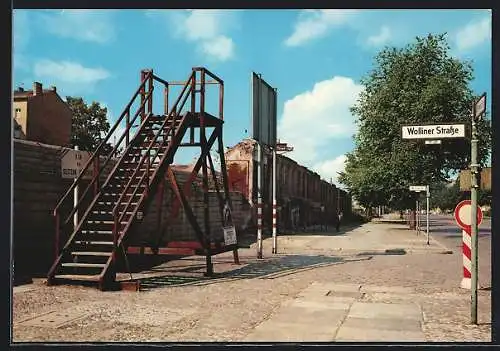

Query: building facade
[
  {"left": 225, "top": 138, "right": 352, "bottom": 232},
  {"left": 13, "top": 82, "right": 72, "bottom": 147}
]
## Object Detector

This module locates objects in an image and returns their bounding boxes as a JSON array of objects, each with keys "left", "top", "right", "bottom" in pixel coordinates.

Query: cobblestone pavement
[{"left": 12, "top": 222, "right": 491, "bottom": 343}]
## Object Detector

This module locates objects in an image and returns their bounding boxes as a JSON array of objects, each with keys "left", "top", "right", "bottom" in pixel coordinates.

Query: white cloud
[
  {"left": 34, "top": 60, "right": 110, "bottom": 84},
  {"left": 455, "top": 16, "right": 491, "bottom": 52},
  {"left": 40, "top": 10, "right": 115, "bottom": 44},
  {"left": 366, "top": 26, "right": 391, "bottom": 47},
  {"left": 201, "top": 36, "right": 235, "bottom": 62},
  {"left": 278, "top": 76, "right": 364, "bottom": 179},
  {"left": 312, "top": 155, "right": 347, "bottom": 186},
  {"left": 32, "top": 60, "right": 111, "bottom": 95},
  {"left": 284, "top": 9, "right": 358, "bottom": 47},
  {"left": 151, "top": 10, "right": 237, "bottom": 61}
]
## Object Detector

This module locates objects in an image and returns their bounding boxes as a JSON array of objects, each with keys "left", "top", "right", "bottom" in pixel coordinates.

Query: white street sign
[
  {"left": 474, "top": 94, "right": 486, "bottom": 119},
  {"left": 223, "top": 226, "right": 237, "bottom": 245},
  {"left": 409, "top": 185, "right": 427, "bottom": 192},
  {"left": 61, "top": 149, "right": 93, "bottom": 179},
  {"left": 402, "top": 124, "right": 465, "bottom": 139},
  {"left": 425, "top": 140, "right": 442, "bottom": 145}
]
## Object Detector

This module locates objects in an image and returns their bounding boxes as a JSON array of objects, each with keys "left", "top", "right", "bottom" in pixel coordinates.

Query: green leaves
[
  {"left": 340, "top": 33, "right": 492, "bottom": 210},
  {"left": 67, "top": 96, "right": 112, "bottom": 154}
]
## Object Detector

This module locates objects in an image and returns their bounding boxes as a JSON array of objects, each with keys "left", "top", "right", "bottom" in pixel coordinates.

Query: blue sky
[{"left": 12, "top": 9, "right": 492, "bottom": 186}]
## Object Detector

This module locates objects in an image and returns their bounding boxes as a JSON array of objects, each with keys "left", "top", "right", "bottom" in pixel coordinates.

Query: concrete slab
[
  {"left": 244, "top": 321, "right": 336, "bottom": 342},
  {"left": 313, "top": 282, "right": 362, "bottom": 292},
  {"left": 326, "top": 290, "right": 364, "bottom": 299},
  {"left": 18, "top": 310, "right": 89, "bottom": 329},
  {"left": 269, "top": 307, "right": 347, "bottom": 326},
  {"left": 360, "top": 285, "right": 415, "bottom": 294},
  {"left": 297, "top": 292, "right": 357, "bottom": 304},
  {"left": 348, "top": 302, "right": 422, "bottom": 321},
  {"left": 293, "top": 298, "right": 351, "bottom": 311},
  {"left": 335, "top": 326, "right": 425, "bottom": 342},
  {"left": 341, "top": 317, "right": 422, "bottom": 332}
]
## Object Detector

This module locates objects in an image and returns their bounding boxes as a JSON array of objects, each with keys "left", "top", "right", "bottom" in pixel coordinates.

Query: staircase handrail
[{"left": 53, "top": 71, "right": 154, "bottom": 223}]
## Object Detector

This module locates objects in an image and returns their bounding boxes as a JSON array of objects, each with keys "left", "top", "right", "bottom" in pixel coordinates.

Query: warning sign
[
  {"left": 61, "top": 149, "right": 93, "bottom": 179},
  {"left": 223, "top": 226, "right": 237, "bottom": 246}
]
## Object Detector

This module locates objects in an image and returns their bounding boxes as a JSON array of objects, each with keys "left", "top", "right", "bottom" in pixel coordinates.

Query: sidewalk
[
  {"left": 243, "top": 283, "right": 425, "bottom": 342},
  {"left": 240, "top": 221, "right": 491, "bottom": 342}
]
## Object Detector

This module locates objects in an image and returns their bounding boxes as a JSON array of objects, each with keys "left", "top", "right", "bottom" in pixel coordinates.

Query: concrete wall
[
  {"left": 13, "top": 140, "right": 117, "bottom": 280},
  {"left": 13, "top": 139, "right": 251, "bottom": 281}
]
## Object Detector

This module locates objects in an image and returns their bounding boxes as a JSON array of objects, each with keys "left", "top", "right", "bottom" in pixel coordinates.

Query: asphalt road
[{"left": 423, "top": 214, "right": 491, "bottom": 288}]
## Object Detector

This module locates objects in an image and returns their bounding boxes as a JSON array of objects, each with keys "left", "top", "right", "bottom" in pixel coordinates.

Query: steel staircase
[{"left": 47, "top": 68, "right": 233, "bottom": 290}]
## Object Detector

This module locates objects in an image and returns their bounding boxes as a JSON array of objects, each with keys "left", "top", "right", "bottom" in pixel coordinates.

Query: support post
[
  {"left": 470, "top": 102, "right": 480, "bottom": 325},
  {"left": 426, "top": 186, "right": 430, "bottom": 245},
  {"left": 199, "top": 69, "right": 213, "bottom": 276},
  {"left": 272, "top": 146, "right": 277, "bottom": 254},
  {"left": 74, "top": 145, "right": 79, "bottom": 231},
  {"left": 256, "top": 142, "right": 263, "bottom": 259}
]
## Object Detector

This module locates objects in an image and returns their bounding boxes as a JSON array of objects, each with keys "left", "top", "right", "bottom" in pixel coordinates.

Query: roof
[{"left": 14, "top": 89, "right": 57, "bottom": 100}]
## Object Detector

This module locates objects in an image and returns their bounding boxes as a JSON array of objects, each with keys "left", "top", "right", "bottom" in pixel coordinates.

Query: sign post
[
  {"left": 410, "top": 186, "right": 427, "bottom": 234},
  {"left": 426, "top": 185, "right": 430, "bottom": 245},
  {"left": 61, "top": 146, "right": 93, "bottom": 230},
  {"left": 470, "top": 93, "right": 486, "bottom": 324},
  {"left": 454, "top": 200, "right": 483, "bottom": 292},
  {"left": 73, "top": 146, "right": 79, "bottom": 230}
]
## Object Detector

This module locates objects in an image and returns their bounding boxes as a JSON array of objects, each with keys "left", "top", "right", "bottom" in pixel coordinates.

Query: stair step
[
  {"left": 75, "top": 241, "right": 114, "bottom": 245},
  {"left": 87, "top": 220, "right": 128, "bottom": 225},
  {"left": 97, "top": 201, "right": 138, "bottom": 206},
  {"left": 122, "top": 160, "right": 161, "bottom": 164},
  {"left": 71, "top": 251, "right": 113, "bottom": 256},
  {"left": 92, "top": 210, "right": 134, "bottom": 215},
  {"left": 62, "top": 262, "right": 107, "bottom": 269},
  {"left": 81, "top": 230, "right": 114, "bottom": 235},
  {"left": 54, "top": 274, "right": 100, "bottom": 282},
  {"left": 106, "top": 183, "right": 146, "bottom": 188},
  {"left": 102, "top": 193, "right": 141, "bottom": 197}
]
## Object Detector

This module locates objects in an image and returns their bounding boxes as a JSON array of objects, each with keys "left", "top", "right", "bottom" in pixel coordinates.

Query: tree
[
  {"left": 67, "top": 96, "right": 113, "bottom": 153},
  {"left": 339, "top": 33, "right": 492, "bottom": 211}
]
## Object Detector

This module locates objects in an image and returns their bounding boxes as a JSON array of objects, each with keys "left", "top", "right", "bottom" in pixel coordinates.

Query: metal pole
[
  {"left": 74, "top": 145, "right": 79, "bottom": 230},
  {"left": 470, "top": 103, "right": 479, "bottom": 324},
  {"left": 272, "top": 147, "right": 277, "bottom": 254},
  {"left": 415, "top": 200, "right": 418, "bottom": 234},
  {"left": 426, "top": 186, "right": 430, "bottom": 245},
  {"left": 257, "top": 142, "right": 263, "bottom": 259}
]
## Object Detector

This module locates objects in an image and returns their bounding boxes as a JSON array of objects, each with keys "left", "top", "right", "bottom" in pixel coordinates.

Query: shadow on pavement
[{"left": 138, "top": 254, "right": 355, "bottom": 291}]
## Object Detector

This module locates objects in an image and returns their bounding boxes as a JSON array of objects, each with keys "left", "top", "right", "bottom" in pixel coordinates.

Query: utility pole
[
  {"left": 74, "top": 145, "right": 79, "bottom": 230},
  {"left": 272, "top": 146, "right": 277, "bottom": 254},
  {"left": 256, "top": 142, "right": 263, "bottom": 259},
  {"left": 426, "top": 185, "right": 430, "bottom": 245},
  {"left": 470, "top": 93, "right": 485, "bottom": 324}
]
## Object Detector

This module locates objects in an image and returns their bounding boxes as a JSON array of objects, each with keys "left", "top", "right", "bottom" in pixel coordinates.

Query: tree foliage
[
  {"left": 67, "top": 96, "right": 112, "bottom": 153},
  {"left": 339, "top": 33, "right": 492, "bottom": 210},
  {"left": 429, "top": 178, "right": 492, "bottom": 211}
]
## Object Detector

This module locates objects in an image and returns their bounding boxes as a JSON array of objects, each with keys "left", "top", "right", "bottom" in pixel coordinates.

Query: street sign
[
  {"left": 425, "top": 140, "right": 442, "bottom": 145},
  {"left": 454, "top": 200, "right": 483, "bottom": 231},
  {"left": 474, "top": 94, "right": 486, "bottom": 120},
  {"left": 409, "top": 185, "right": 427, "bottom": 192},
  {"left": 401, "top": 124, "right": 466, "bottom": 139},
  {"left": 61, "top": 149, "right": 93, "bottom": 179},
  {"left": 459, "top": 168, "right": 491, "bottom": 191},
  {"left": 223, "top": 226, "right": 237, "bottom": 245}
]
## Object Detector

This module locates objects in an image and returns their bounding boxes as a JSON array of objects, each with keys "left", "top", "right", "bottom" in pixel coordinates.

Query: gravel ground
[{"left": 12, "top": 223, "right": 491, "bottom": 343}]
